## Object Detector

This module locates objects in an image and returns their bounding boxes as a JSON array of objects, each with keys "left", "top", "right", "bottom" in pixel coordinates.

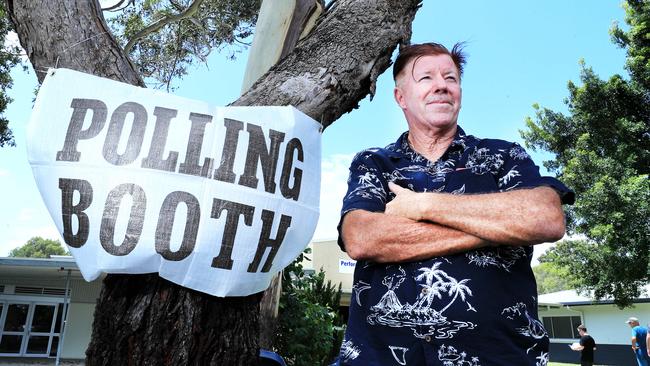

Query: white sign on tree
[{"left": 27, "top": 68, "right": 321, "bottom": 297}]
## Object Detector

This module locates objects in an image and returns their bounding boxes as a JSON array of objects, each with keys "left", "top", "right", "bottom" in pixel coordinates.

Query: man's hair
[
  {"left": 393, "top": 42, "right": 467, "bottom": 81},
  {"left": 577, "top": 324, "right": 587, "bottom": 331}
]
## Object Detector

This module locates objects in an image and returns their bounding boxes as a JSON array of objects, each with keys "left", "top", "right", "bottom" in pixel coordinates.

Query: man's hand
[{"left": 385, "top": 182, "right": 424, "bottom": 220}]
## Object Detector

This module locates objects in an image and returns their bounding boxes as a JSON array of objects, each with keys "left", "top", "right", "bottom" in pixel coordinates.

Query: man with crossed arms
[{"left": 337, "top": 42, "right": 574, "bottom": 365}]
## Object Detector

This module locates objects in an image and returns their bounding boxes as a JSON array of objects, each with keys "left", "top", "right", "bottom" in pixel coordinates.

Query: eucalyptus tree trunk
[{"left": 5, "top": 0, "right": 420, "bottom": 364}]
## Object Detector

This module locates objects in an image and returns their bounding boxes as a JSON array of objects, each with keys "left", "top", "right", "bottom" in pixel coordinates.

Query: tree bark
[
  {"left": 86, "top": 274, "right": 262, "bottom": 366},
  {"left": 234, "top": 0, "right": 422, "bottom": 129},
  {"left": 258, "top": 272, "right": 281, "bottom": 349},
  {"left": 5, "top": 0, "right": 143, "bottom": 86},
  {"left": 5, "top": 0, "right": 420, "bottom": 364}
]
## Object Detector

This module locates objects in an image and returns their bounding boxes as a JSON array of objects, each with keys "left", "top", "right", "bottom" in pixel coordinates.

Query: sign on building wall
[
  {"left": 339, "top": 259, "right": 356, "bottom": 274},
  {"left": 27, "top": 69, "right": 321, "bottom": 297}
]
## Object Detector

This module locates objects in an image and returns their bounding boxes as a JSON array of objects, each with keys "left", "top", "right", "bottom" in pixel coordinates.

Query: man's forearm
[
  {"left": 342, "top": 209, "right": 492, "bottom": 263},
  {"left": 387, "top": 184, "right": 566, "bottom": 245}
]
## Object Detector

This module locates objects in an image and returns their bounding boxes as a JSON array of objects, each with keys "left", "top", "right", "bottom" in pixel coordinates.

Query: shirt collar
[{"left": 388, "top": 125, "right": 468, "bottom": 160}]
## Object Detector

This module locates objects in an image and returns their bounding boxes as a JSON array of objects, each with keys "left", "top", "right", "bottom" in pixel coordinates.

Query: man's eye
[
  {"left": 418, "top": 76, "right": 430, "bottom": 81},
  {"left": 446, "top": 76, "right": 457, "bottom": 82}
]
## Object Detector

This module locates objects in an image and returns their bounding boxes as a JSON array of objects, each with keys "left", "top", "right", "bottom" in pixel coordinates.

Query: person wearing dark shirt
[
  {"left": 336, "top": 42, "right": 574, "bottom": 365},
  {"left": 570, "top": 324, "right": 596, "bottom": 366}
]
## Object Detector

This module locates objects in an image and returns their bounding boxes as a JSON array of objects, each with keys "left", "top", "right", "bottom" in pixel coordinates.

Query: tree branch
[
  {"left": 123, "top": 0, "right": 205, "bottom": 54},
  {"left": 234, "top": 0, "right": 422, "bottom": 129},
  {"left": 101, "top": 0, "right": 133, "bottom": 12}
]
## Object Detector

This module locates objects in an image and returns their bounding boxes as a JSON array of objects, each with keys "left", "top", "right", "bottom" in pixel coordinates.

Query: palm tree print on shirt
[
  {"left": 366, "top": 264, "right": 476, "bottom": 339},
  {"left": 438, "top": 344, "right": 481, "bottom": 366}
]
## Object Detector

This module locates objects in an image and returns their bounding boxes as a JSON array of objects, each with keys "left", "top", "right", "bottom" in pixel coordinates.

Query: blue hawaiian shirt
[{"left": 337, "top": 126, "right": 574, "bottom": 366}]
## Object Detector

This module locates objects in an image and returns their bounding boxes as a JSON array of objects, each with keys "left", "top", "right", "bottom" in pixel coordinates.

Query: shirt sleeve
[
  {"left": 497, "top": 142, "right": 575, "bottom": 205},
  {"left": 336, "top": 150, "right": 389, "bottom": 251}
]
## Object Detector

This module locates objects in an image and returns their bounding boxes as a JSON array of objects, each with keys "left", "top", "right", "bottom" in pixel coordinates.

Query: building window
[{"left": 542, "top": 315, "right": 582, "bottom": 339}]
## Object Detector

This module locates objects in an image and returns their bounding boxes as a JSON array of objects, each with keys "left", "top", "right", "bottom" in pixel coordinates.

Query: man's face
[{"left": 394, "top": 54, "right": 462, "bottom": 131}]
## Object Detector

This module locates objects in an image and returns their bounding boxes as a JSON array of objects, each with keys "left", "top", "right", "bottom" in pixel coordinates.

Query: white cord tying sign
[{"left": 27, "top": 69, "right": 321, "bottom": 297}]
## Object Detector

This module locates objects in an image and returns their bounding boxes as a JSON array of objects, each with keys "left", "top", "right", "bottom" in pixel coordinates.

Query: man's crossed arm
[{"left": 342, "top": 184, "right": 565, "bottom": 263}]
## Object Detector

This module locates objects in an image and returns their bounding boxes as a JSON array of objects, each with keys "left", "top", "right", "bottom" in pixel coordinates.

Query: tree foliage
[
  {"left": 0, "top": 1, "right": 23, "bottom": 147},
  {"left": 533, "top": 257, "right": 575, "bottom": 295},
  {"left": 521, "top": 0, "right": 650, "bottom": 307},
  {"left": 106, "top": 0, "right": 259, "bottom": 90},
  {"left": 9, "top": 236, "right": 69, "bottom": 258},
  {"left": 0, "top": 0, "right": 258, "bottom": 146},
  {"left": 611, "top": 0, "right": 650, "bottom": 91},
  {"left": 276, "top": 249, "right": 344, "bottom": 366}
]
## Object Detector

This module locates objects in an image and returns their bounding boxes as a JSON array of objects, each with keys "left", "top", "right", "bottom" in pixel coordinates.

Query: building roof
[
  {"left": 538, "top": 284, "right": 650, "bottom": 306},
  {"left": 0, "top": 256, "right": 83, "bottom": 279}
]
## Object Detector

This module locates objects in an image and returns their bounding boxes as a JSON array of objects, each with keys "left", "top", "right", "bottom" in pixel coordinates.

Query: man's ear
[{"left": 394, "top": 86, "right": 406, "bottom": 109}]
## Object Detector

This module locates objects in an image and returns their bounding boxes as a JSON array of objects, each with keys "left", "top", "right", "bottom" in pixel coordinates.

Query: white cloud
[
  {"left": 0, "top": 169, "right": 9, "bottom": 177},
  {"left": 312, "top": 153, "right": 354, "bottom": 241}
]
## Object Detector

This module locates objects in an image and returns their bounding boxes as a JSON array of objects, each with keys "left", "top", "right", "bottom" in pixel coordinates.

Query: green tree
[
  {"left": 521, "top": 0, "right": 650, "bottom": 307},
  {"left": 532, "top": 258, "right": 574, "bottom": 295},
  {"left": 107, "top": 0, "right": 259, "bottom": 90},
  {"left": 9, "top": 236, "right": 69, "bottom": 258},
  {"left": 276, "top": 249, "right": 344, "bottom": 366},
  {"left": 0, "top": 0, "right": 257, "bottom": 146},
  {"left": 0, "top": 1, "right": 24, "bottom": 147}
]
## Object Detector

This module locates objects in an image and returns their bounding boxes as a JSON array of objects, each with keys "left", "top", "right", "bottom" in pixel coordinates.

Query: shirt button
[
  {"left": 424, "top": 335, "right": 432, "bottom": 342},
  {"left": 421, "top": 288, "right": 428, "bottom": 294}
]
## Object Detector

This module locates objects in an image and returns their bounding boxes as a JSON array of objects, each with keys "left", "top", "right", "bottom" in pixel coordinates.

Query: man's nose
[{"left": 431, "top": 73, "right": 448, "bottom": 93}]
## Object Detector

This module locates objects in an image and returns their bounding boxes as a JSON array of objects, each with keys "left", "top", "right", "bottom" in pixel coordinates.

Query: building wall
[
  {"left": 0, "top": 272, "right": 101, "bottom": 360},
  {"left": 0, "top": 276, "right": 101, "bottom": 304},
  {"left": 539, "top": 302, "right": 650, "bottom": 364},
  {"left": 549, "top": 342, "right": 635, "bottom": 365},
  {"left": 311, "top": 239, "right": 354, "bottom": 305},
  {"left": 68, "top": 280, "right": 102, "bottom": 304},
  {"left": 581, "top": 303, "right": 650, "bottom": 345},
  {"left": 60, "top": 302, "right": 95, "bottom": 359}
]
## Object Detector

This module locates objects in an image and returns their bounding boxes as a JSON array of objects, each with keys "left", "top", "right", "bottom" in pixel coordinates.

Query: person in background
[
  {"left": 570, "top": 324, "right": 596, "bottom": 366},
  {"left": 627, "top": 317, "right": 650, "bottom": 366}
]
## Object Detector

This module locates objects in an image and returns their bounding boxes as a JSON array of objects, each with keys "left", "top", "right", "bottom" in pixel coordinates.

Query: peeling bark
[{"left": 5, "top": 0, "right": 420, "bottom": 364}]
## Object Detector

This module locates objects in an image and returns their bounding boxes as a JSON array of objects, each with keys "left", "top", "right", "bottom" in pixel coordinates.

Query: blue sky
[{"left": 0, "top": 1, "right": 627, "bottom": 256}]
